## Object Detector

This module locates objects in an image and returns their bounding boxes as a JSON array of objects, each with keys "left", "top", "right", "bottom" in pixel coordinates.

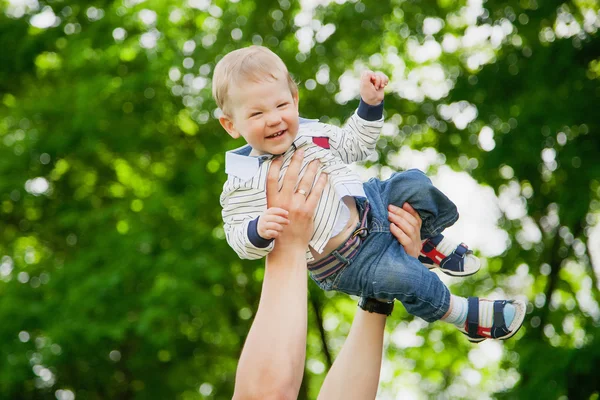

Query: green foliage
[{"left": 1, "top": 0, "right": 599, "bottom": 398}]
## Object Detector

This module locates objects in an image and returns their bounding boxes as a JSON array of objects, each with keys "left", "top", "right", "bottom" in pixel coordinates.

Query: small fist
[
  {"left": 360, "top": 70, "right": 389, "bottom": 106},
  {"left": 257, "top": 207, "right": 290, "bottom": 240}
]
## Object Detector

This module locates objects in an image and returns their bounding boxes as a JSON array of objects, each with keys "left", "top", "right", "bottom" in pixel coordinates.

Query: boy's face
[{"left": 219, "top": 76, "right": 299, "bottom": 155}]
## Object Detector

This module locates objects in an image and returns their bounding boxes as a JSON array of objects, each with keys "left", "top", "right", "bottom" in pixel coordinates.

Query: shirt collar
[
  {"left": 224, "top": 117, "right": 319, "bottom": 180},
  {"left": 225, "top": 145, "right": 271, "bottom": 180}
]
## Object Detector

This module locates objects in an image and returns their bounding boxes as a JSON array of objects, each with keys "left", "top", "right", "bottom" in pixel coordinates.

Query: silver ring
[{"left": 296, "top": 189, "right": 307, "bottom": 197}]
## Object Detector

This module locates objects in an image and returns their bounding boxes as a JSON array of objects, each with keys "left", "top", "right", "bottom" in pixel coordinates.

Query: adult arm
[
  {"left": 232, "top": 150, "right": 327, "bottom": 400},
  {"left": 317, "top": 308, "right": 386, "bottom": 400},
  {"left": 317, "top": 202, "right": 423, "bottom": 400}
]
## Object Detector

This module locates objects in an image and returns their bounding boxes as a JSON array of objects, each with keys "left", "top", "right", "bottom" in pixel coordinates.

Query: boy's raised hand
[{"left": 360, "top": 70, "right": 389, "bottom": 106}]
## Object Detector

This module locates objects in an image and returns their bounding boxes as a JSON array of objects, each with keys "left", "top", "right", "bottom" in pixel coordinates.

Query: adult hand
[
  {"left": 388, "top": 202, "right": 422, "bottom": 258},
  {"left": 266, "top": 149, "right": 327, "bottom": 248}
]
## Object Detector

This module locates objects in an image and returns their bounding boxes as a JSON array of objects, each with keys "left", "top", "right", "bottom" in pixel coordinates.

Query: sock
[
  {"left": 441, "top": 295, "right": 468, "bottom": 328},
  {"left": 442, "top": 295, "right": 516, "bottom": 329},
  {"left": 420, "top": 234, "right": 456, "bottom": 258}
]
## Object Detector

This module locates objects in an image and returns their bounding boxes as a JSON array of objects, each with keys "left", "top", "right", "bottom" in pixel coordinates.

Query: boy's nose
[{"left": 266, "top": 112, "right": 282, "bottom": 126}]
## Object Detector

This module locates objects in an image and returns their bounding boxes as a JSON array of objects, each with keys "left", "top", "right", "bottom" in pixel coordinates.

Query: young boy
[{"left": 214, "top": 46, "right": 525, "bottom": 342}]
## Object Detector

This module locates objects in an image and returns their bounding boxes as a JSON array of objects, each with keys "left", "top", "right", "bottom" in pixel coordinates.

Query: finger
[
  {"left": 296, "top": 160, "right": 320, "bottom": 194},
  {"left": 266, "top": 207, "right": 290, "bottom": 218},
  {"left": 391, "top": 224, "right": 419, "bottom": 258},
  {"left": 389, "top": 204, "right": 420, "bottom": 229},
  {"left": 388, "top": 204, "right": 418, "bottom": 225},
  {"left": 401, "top": 203, "right": 422, "bottom": 228},
  {"left": 402, "top": 202, "right": 419, "bottom": 217},
  {"left": 388, "top": 213, "right": 416, "bottom": 238},
  {"left": 263, "top": 215, "right": 290, "bottom": 225},
  {"left": 379, "top": 72, "right": 388, "bottom": 87},
  {"left": 388, "top": 212, "right": 421, "bottom": 237},
  {"left": 266, "top": 157, "right": 284, "bottom": 204},
  {"left": 281, "top": 149, "right": 304, "bottom": 194},
  {"left": 264, "top": 222, "right": 285, "bottom": 232},
  {"left": 372, "top": 74, "right": 380, "bottom": 88},
  {"left": 305, "top": 172, "right": 327, "bottom": 209},
  {"left": 390, "top": 223, "right": 412, "bottom": 247},
  {"left": 264, "top": 230, "right": 280, "bottom": 239}
]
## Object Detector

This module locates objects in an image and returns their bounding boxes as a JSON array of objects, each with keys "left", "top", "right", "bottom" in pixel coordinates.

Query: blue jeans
[{"left": 311, "top": 169, "right": 456, "bottom": 322}]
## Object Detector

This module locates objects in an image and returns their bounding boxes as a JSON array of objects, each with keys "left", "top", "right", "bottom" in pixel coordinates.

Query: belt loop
[
  {"left": 332, "top": 250, "right": 349, "bottom": 265},
  {"left": 361, "top": 201, "right": 370, "bottom": 227},
  {"left": 352, "top": 200, "right": 370, "bottom": 239}
]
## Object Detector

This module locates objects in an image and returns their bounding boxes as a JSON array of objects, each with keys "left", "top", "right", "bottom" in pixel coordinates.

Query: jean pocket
[
  {"left": 310, "top": 265, "right": 348, "bottom": 292},
  {"left": 330, "top": 264, "right": 349, "bottom": 290}
]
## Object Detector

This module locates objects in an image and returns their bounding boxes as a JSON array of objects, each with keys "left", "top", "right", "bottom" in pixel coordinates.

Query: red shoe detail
[{"left": 421, "top": 247, "right": 446, "bottom": 265}]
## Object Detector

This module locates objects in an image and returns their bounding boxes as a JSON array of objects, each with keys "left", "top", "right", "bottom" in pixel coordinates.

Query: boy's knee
[
  {"left": 398, "top": 169, "right": 432, "bottom": 185},
  {"left": 387, "top": 170, "right": 435, "bottom": 204},
  {"left": 374, "top": 271, "right": 421, "bottom": 302}
]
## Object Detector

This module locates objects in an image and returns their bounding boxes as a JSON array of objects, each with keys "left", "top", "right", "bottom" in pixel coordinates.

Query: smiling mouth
[{"left": 266, "top": 130, "right": 286, "bottom": 139}]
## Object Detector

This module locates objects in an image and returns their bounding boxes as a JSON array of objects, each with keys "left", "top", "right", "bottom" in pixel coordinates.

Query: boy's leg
[
  {"left": 332, "top": 222, "right": 525, "bottom": 342},
  {"left": 375, "top": 170, "right": 480, "bottom": 276},
  {"left": 364, "top": 234, "right": 452, "bottom": 322},
  {"left": 360, "top": 240, "right": 525, "bottom": 341},
  {"left": 368, "top": 169, "right": 458, "bottom": 238}
]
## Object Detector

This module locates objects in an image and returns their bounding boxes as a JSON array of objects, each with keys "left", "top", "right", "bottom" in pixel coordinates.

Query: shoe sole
[{"left": 426, "top": 256, "right": 481, "bottom": 277}]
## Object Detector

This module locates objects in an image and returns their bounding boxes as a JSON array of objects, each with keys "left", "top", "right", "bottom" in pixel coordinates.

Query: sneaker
[{"left": 419, "top": 234, "right": 480, "bottom": 277}]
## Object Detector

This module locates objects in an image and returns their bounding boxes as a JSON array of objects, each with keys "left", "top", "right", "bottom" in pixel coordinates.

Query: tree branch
[{"left": 310, "top": 296, "right": 332, "bottom": 369}]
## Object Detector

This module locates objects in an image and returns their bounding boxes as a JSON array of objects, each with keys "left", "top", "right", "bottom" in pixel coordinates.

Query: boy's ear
[{"left": 219, "top": 115, "right": 240, "bottom": 139}]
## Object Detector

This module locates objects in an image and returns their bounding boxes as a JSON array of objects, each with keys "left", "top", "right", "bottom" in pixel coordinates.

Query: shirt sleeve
[
  {"left": 323, "top": 99, "right": 384, "bottom": 164},
  {"left": 220, "top": 186, "right": 274, "bottom": 260}
]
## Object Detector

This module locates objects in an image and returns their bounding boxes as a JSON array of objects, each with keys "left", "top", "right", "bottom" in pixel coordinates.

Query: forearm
[
  {"left": 329, "top": 101, "right": 384, "bottom": 163},
  {"left": 233, "top": 246, "right": 308, "bottom": 400},
  {"left": 317, "top": 309, "right": 386, "bottom": 400}
]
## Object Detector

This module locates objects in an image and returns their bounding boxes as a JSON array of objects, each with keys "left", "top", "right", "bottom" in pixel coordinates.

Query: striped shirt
[{"left": 220, "top": 104, "right": 384, "bottom": 262}]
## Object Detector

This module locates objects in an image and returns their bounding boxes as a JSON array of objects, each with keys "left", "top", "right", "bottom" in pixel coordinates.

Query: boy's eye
[
  {"left": 250, "top": 112, "right": 262, "bottom": 117},
  {"left": 277, "top": 103, "right": 288, "bottom": 108}
]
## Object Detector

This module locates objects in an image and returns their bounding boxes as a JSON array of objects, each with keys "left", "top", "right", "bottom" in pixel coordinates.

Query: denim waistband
[{"left": 307, "top": 201, "right": 370, "bottom": 281}]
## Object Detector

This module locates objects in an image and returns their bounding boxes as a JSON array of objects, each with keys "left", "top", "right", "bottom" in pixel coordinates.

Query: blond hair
[{"left": 212, "top": 46, "right": 298, "bottom": 116}]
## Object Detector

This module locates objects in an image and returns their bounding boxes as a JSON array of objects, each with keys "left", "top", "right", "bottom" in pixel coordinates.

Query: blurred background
[{"left": 1, "top": 0, "right": 600, "bottom": 398}]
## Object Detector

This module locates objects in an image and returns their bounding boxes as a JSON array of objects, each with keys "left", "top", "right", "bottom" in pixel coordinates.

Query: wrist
[
  {"left": 362, "top": 98, "right": 381, "bottom": 106},
  {"left": 248, "top": 217, "right": 274, "bottom": 248},
  {"left": 257, "top": 227, "right": 269, "bottom": 240},
  {"left": 358, "top": 99, "right": 384, "bottom": 120},
  {"left": 358, "top": 297, "right": 394, "bottom": 316},
  {"left": 269, "top": 241, "right": 306, "bottom": 263}
]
